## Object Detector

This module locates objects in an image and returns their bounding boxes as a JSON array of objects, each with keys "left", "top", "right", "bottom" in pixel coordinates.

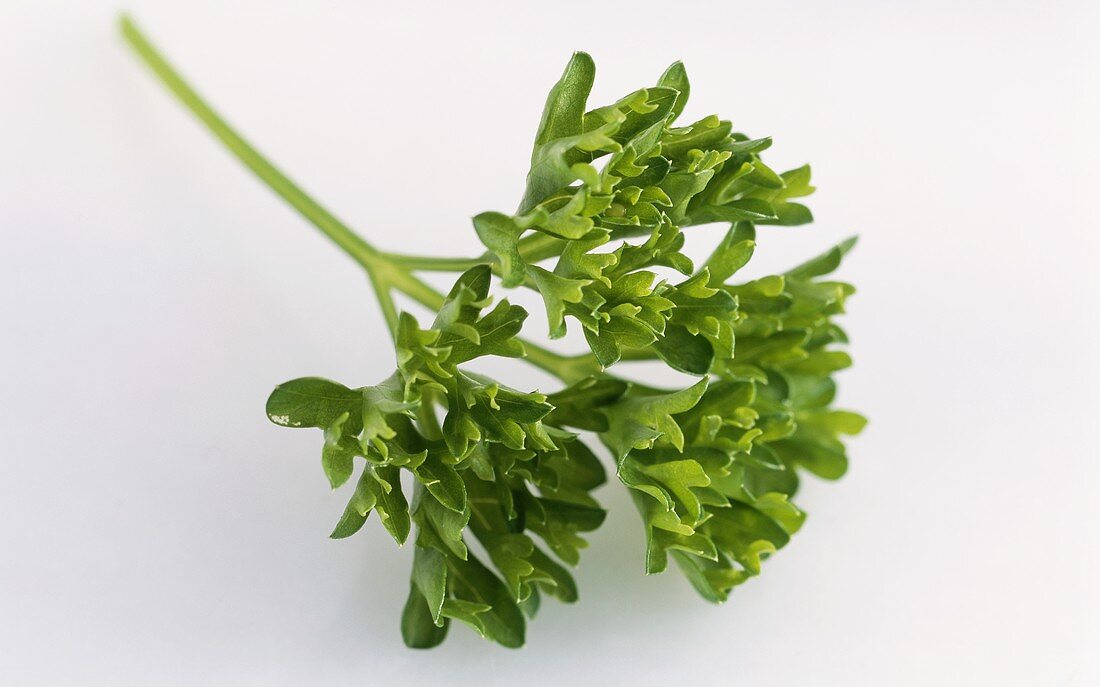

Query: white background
[{"left": 2, "top": 1, "right": 1098, "bottom": 685}]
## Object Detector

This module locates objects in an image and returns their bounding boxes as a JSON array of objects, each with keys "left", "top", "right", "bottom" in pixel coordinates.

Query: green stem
[
  {"left": 517, "top": 233, "right": 567, "bottom": 263},
  {"left": 119, "top": 15, "right": 596, "bottom": 383},
  {"left": 368, "top": 272, "right": 400, "bottom": 337},
  {"left": 384, "top": 268, "right": 446, "bottom": 310},
  {"left": 385, "top": 233, "right": 567, "bottom": 275},
  {"left": 384, "top": 252, "right": 490, "bottom": 273},
  {"left": 119, "top": 15, "right": 381, "bottom": 272},
  {"left": 523, "top": 342, "right": 599, "bottom": 383}
]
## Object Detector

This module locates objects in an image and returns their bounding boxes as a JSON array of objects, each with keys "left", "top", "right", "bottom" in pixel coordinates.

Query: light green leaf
[
  {"left": 321, "top": 412, "right": 357, "bottom": 488},
  {"left": 532, "top": 52, "right": 595, "bottom": 150},
  {"left": 657, "top": 60, "right": 690, "bottom": 123},
  {"left": 786, "top": 236, "right": 859, "bottom": 279},
  {"left": 527, "top": 265, "right": 590, "bottom": 338},
  {"left": 472, "top": 212, "right": 525, "bottom": 287},
  {"left": 704, "top": 223, "right": 756, "bottom": 286},
  {"left": 602, "top": 379, "right": 709, "bottom": 460}
]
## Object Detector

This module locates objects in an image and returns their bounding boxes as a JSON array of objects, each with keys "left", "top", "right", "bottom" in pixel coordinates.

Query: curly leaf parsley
[{"left": 122, "top": 15, "right": 865, "bottom": 649}]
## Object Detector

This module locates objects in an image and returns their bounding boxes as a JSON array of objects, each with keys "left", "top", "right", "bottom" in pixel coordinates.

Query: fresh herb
[{"left": 121, "top": 15, "right": 865, "bottom": 649}]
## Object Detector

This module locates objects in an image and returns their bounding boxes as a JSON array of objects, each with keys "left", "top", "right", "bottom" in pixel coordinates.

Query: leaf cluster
[
  {"left": 475, "top": 54, "right": 817, "bottom": 372},
  {"left": 268, "top": 266, "right": 606, "bottom": 647},
  {"left": 268, "top": 53, "right": 864, "bottom": 649}
]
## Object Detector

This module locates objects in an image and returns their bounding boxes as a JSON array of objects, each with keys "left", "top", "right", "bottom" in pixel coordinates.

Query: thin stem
[
  {"left": 120, "top": 15, "right": 597, "bottom": 384},
  {"left": 385, "top": 233, "right": 568, "bottom": 273},
  {"left": 522, "top": 342, "right": 600, "bottom": 382},
  {"left": 384, "top": 252, "right": 490, "bottom": 273},
  {"left": 119, "top": 15, "right": 380, "bottom": 270},
  {"left": 517, "top": 233, "right": 567, "bottom": 263},
  {"left": 384, "top": 267, "right": 446, "bottom": 311},
  {"left": 368, "top": 272, "right": 400, "bottom": 337}
]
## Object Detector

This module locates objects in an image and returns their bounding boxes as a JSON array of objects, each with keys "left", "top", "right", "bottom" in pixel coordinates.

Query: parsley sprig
[{"left": 122, "top": 15, "right": 865, "bottom": 649}]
